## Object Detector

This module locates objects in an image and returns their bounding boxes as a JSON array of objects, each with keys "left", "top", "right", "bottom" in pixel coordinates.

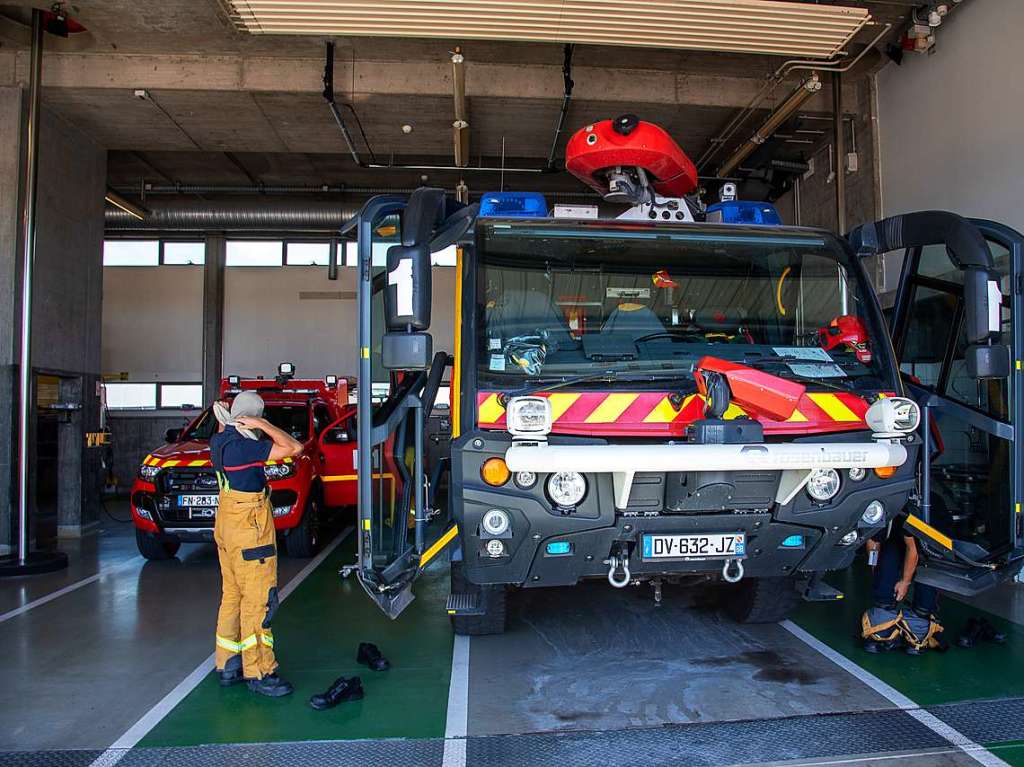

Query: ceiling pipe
[
  {"left": 322, "top": 41, "right": 548, "bottom": 174},
  {"left": 111, "top": 184, "right": 602, "bottom": 198},
  {"left": 452, "top": 47, "right": 469, "bottom": 167},
  {"left": 105, "top": 189, "right": 148, "bottom": 220},
  {"left": 716, "top": 73, "right": 822, "bottom": 178},
  {"left": 545, "top": 43, "right": 575, "bottom": 172},
  {"left": 104, "top": 199, "right": 362, "bottom": 232}
]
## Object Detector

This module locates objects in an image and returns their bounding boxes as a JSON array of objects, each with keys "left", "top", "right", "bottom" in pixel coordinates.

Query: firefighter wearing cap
[{"left": 209, "top": 391, "right": 303, "bottom": 698}]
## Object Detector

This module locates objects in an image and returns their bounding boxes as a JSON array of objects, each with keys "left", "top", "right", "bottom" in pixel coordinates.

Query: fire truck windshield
[{"left": 475, "top": 221, "right": 896, "bottom": 392}]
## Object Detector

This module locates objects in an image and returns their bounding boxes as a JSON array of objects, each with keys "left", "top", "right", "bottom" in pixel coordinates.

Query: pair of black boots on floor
[{"left": 309, "top": 643, "right": 389, "bottom": 710}]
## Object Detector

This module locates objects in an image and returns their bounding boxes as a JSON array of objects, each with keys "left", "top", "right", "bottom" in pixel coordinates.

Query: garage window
[
  {"left": 160, "top": 383, "right": 204, "bottom": 409},
  {"left": 163, "top": 242, "right": 206, "bottom": 265},
  {"left": 285, "top": 242, "right": 331, "bottom": 266},
  {"left": 226, "top": 240, "right": 283, "bottom": 266},
  {"left": 103, "top": 383, "right": 157, "bottom": 409},
  {"left": 103, "top": 240, "right": 159, "bottom": 266}
]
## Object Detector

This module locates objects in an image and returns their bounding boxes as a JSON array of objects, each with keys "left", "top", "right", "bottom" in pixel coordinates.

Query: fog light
[
  {"left": 135, "top": 507, "right": 153, "bottom": 521},
  {"left": 273, "top": 505, "right": 292, "bottom": 518},
  {"left": 862, "top": 500, "right": 885, "bottom": 525},
  {"left": 481, "top": 508, "right": 510, "bottom": 536},
  {"left": 839, "top": 530, "right": 859, "bottom": 546},
  {"left": 514, "top": 471, "right": 537, "bottom": 489},
  {"left": 546, "top": 541, "right": 572, "bottom": 556},
  {"left": 806, "top": 468, "right": 841, "bottom": 502},
  {"left": 547, "top": 471, "right": 587, "bottom": 508},
  {"left": 485, "top": 539, "right": 506, "bottom": 558},
  {"left": 481, "top": 457, "right": 511, "bottom": 486},
  {"left": 848, "top": 467, "right": 867, "bottom": 482}
]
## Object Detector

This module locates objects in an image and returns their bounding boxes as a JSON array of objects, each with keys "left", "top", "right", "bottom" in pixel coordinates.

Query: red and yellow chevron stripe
[
  {"left": 141, "top": 454, "right": 294, "bottom": 469},
  {"left": 477, "top": 390, "right": 878, "bottom": 436}
]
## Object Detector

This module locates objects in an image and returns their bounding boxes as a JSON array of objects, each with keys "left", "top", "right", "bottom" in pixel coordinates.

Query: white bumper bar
[{"left": 505, "top": 441, "right": 907, "bottom": 509}]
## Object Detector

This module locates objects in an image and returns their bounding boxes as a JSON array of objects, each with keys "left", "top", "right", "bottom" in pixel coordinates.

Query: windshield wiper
[{"left": 501, "top": 368, "right": 696, "bottom": 400}]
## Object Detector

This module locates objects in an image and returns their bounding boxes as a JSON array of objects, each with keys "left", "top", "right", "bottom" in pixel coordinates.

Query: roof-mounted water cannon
[{"left": 565, "top": 115, "right": 699, "bottom": 222}]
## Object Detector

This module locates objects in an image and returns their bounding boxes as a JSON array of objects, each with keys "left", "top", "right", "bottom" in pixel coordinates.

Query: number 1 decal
[{"left": 388, "top": 257, "right": 414, "bottom": 317}]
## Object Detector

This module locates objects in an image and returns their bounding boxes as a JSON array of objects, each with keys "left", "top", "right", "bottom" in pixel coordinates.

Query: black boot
[
  {"left": 357, "top": 642, "right": 390, "bottom": 671},
  {"left": 957, "top": 617, "right": 982, "bottom": 648},
  {"left": 247, "top": 674, "right": 294, "bottom": 698},
  {"left": 218, "top": 655, "right": 244, "bottom": 687},
  {"left": 309, "top": 676, "right": 364, "bottom": 710}
]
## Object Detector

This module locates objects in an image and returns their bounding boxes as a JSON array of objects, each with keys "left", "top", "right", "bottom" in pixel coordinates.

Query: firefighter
[
  {"left": 210, "top": 391, "right": 303, "bottom": 697},
  {"left": 862, "top": 513, "right": 944, "bottom": 655}
]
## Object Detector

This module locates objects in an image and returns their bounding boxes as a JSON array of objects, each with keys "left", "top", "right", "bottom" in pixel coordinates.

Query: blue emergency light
[
  {"left": 780, "top": 534, "right": 804, "bottom": 548},
  {"left": 546, "top": 541, "right": 572, "bottom": 556},
  {"left": 706, "top": 200, "right": 782, "bottom": 226},
  {"left": 479, "top": 191, "right": 549, "bottom": 218}
]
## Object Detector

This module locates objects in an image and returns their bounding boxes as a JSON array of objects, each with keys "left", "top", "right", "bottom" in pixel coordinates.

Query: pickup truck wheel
[
  {"left": 284, "top": 493, "right": 320, "bottom": 558},
  {"left": 135, "top": 529, "right": 180, "bottom": 560},
  {"left": 726, "top": 576, "right": 801, "bottom": 624},
  {"left": 450, "top": 561, "right": 508, "bottom": 636}
]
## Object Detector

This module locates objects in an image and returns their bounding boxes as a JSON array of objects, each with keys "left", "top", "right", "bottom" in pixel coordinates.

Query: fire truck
[
  {"left": 130, "top": 367, "right": 360, "bottom": 560},
  {"left": 347, "top": 116, "right": 1023, "bottom": 635}
]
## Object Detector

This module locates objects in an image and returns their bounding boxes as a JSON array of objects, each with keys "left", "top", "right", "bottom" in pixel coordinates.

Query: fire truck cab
[
  {"left": 346, "top": 118, "right": 1023, "bottom": 635},
  {"left": 130, "top": 369, "right": 359, "bottom": 560}
]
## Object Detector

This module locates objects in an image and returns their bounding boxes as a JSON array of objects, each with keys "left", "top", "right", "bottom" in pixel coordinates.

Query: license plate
[
  {"left": 179, "top": 494, "right": 218, "bottom": 508},
  {"left": 641, "top": 533, "right": 745, "bottom": 561}
]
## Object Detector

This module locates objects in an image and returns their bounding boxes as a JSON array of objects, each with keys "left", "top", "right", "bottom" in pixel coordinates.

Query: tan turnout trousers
[{"left": 214, "top": 488, "right": 279, "bottom": 679}]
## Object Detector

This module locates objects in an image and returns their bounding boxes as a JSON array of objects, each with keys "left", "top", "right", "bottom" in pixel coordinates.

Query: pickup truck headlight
[
  {"left": 506, "top": 396, "right": 552, "bottom": 438},
  {"left": 264, "top": 463, "right": 296, "bottom": 480},
  {"left": 138, "top": 464, "right": 161, "bottom": 481}
]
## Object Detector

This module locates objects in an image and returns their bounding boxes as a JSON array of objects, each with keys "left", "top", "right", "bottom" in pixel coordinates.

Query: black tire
[
  {"left": 726, "top": 576, "right": 802, "bottom": 624},
  {"left": 284, "top": 490, "right": 320, "bottom": 558},
  {"left": 135, "top": 528, "right": 180, "bottom": 560},
  {"left": 450, "top": 561, "right": 508, "bottom": 636}
]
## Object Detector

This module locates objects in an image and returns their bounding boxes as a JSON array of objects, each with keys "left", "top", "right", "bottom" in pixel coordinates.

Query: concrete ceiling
[{"left": 0, "top": 0, "right": 921, "bottom": 193}]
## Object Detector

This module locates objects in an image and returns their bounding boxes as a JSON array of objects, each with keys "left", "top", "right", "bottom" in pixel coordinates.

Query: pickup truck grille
[
  {"left": 156, "top": 469, "right": 219, "bottom": 527},
  {"left": 160, "top": 469, "right": 218, "bottom": 494}
]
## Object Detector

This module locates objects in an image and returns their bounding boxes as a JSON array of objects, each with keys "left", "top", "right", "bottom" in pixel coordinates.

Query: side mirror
[
  {"left": 323, "top": 427, "right": 351, "bottom": 444},
  {"left": 165, "top": 428, "right": 182, "bottom": 443},
  {"left": 966, "top": 344, "right": 1011, "bottom": 380},
  {"left": 963, "top": 268, "right": 1003, "bottom": 345}
]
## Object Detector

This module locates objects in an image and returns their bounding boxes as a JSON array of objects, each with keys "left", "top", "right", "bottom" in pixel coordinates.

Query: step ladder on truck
[{"left": 342, "top": 116, "right": 1024, "bottom": 634}]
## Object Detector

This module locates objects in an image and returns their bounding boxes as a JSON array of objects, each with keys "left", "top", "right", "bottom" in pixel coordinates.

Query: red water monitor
[{"left": 565, "top": 114, "right": 699, "bottom": 202}]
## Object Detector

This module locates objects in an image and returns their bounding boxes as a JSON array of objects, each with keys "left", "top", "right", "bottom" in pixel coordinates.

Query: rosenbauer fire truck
[
  {"left": 346, "top": 115, "right": 1024, "bottom": 635},
  {"left": 130, "top": 367, "right": 361, "bottom": 560}
]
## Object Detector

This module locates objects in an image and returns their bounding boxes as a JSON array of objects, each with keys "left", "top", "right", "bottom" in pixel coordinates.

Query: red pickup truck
[{"left": 130, "top": 372, "right": 358, "bottom": 559}]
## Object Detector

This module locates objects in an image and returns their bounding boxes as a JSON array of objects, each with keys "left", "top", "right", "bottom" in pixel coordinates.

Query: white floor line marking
[
  {"left": 86, "top": 526, "right": 353, "bottom": 767},
  {"left": 0, "top": 557, "right": 144, "bottom": 625},
  {"left": 781, "top": 619, "right": 1010, "bottom": 767},
  {"left": 442, "top": 633, "right": 471, "bottom": 767}
]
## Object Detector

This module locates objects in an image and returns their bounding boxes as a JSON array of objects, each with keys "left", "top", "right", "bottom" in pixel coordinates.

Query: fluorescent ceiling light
[{"left": 226, "top": 0, "right": 870, "bottom": 59}]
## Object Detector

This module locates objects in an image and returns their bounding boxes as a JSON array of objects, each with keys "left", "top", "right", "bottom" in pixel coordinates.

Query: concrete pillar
[{"left": 202, "top": 234, "right": 225, "bottom": 405}]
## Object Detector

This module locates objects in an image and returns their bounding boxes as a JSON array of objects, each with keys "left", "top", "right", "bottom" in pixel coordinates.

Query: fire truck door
[
  {"left": 319, "top": 408, "right": 358, "bottom": 507},
  {"left": 886, "top": 215, "right": 1023, "bottom": 595}
]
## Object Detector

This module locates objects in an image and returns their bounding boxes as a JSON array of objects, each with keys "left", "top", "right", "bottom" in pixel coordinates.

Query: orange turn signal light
[
  {"left": 481, "top": 457, "right": 511, "bottom": 486},
  {"left": 874, "top": 466, "right": 897, "bottom": 479}
]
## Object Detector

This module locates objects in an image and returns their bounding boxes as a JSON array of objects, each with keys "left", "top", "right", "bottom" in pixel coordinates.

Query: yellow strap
[
  {"left": 239, "top": 634, "right": 258, "bottom": 651},
  {"left": 216, "top": 635, "right": 242, "bottom": 653},
  {"left": 861, "top": 610, "right": 903, "bottom": 640}
]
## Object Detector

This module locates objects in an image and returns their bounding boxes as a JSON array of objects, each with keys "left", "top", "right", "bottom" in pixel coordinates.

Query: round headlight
[
  {"left": 514, "top": 471, "right": 537, "bottom": 489},
  {"left": 806, "top": 468, "right": 841, "bottom": 502},
  {"left": 862, "top": 500, "right": 885, "bottom": 525},
  {"left": 485, "top": 539, "right": 506, "bottom": 558},
  {"left": 839, "top": 530, "right": 859, "bottom": 546},
  {"left": 848, "top": 467, "right": 867, "bottom": 482},
  {"left": 481, "top": 508, "right": 510, "bottom": 536},
  {"left": 139, "top": 464, "right": 161, "bottom": 481},
  {"left": 547, "top": 472, "right": 587, "bottom": 508}
]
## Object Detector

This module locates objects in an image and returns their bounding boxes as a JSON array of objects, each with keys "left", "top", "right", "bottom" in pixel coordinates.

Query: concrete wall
[
  {"left": 102, "top": 265, "right": 203, "bottom": 380},
  {"left": 0, "top": 94, "right": 107, "bottom": 549},
  {"left": 874, "top": 0, "right": 1024, "bottom": 291},
  {"left": 106, "top": 412, "right": 198, "bottom": 495}
]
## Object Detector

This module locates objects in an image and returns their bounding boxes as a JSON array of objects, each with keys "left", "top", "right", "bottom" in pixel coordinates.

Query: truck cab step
[{"left": 446, "top": 592, "right": 485, "bottom": 616}]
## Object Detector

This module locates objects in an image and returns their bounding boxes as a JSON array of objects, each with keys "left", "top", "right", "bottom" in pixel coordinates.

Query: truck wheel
[
  {"left": 135, "top": 529, "right": 180, "bottom": 560},
  {"left": 726, "top": 576, "right": 801, "bottom": 624},
  {"left": 450, "top": 562, "right": 508, "bottom": 636},
  {"left": 285, "top": 492, "right": 320, "bottom": 558}
]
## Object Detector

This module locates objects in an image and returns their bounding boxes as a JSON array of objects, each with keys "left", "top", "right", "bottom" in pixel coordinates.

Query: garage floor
[{"left": 2, "top": 507, "right": 1024, "bottom": 766}]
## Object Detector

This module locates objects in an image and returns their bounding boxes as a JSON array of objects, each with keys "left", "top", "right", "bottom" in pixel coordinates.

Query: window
[
  {"left": 160, "top": 383, "right": 204, "bottom": 409},
  {"left": 103, "top": 240, "right": 159, "bottom": 266},
  {"left": 432, "top": 245, "right": 458, "bottom": 267},
  {"left": 286, "top": 242, "right": 331, "bottom": 266},
  {"left": 103, "top": 383, "right": 157, "bottom": 409},
  {"left": 163, "top": 242, "right": 205, "bottom": 265},
  {"left": 226, "top": 240, "right": 283, "bottom": 267},
  {"left": 312, "top": 403, "right": 333, "bottom": 435}
]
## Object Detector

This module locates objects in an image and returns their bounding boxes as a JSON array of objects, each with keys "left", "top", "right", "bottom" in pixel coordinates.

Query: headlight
[
  {"left": 506, "top": 396, "right": 552, "bottom": 437},
  {"left": 514, "top": 471, "right": 537, "bottom": 489},
  {"left": 839, "top": 530, "right": 859, "bottom": 546},
  {"left": 264, "top": 463, "right": 296, "bottom": 480},
  {"left": 865, "top": 396, "right": 920, "bottom": 435},
  {"left": 547, "top": 472, "right": 587, "bottom": 508},
  {"left": 861, "top": 500, "right": 885, "bottom": 525},
  {"left": 848, "top": 467, "right": 867, "bottom": 482},
  {"left": 806, "top": 468, "right": 841, "bottom": 502},
  {"left": 481, "top": 508, "right": 511, "bottom": 536},
  {"left": 485, "top": 539, "right": 506, "bottom": 558},
  {"left": 139, "top": 464, "right": 161, "bottom": 481}
]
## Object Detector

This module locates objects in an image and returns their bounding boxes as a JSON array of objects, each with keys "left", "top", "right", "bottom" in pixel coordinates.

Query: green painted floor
[{"left": 139, "top": 535, "right": 454, "bottom": 747}]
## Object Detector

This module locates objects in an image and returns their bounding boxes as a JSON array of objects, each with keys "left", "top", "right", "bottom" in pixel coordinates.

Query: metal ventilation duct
[
  {"left": 104, "top": 199, "right": 361, "bottom": 232},
  {"left": 226, "top": 0, "right": 870, "bottom": 59}
]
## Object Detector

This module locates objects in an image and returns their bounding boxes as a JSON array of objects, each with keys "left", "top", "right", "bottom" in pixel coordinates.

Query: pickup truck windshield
[
  {"left": 475, "top": 222, "right": 896, "bottom": 392},
  {"left": 183, "top": 403, "right": 310, "bottom": 441}
]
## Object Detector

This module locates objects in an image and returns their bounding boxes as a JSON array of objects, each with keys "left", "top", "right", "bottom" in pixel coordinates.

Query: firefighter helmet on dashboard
[{"left": 819, "top": 315, "right": 873, "bottom": 363}]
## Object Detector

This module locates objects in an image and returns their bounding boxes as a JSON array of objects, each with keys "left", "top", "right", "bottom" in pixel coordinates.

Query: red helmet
[{"left": 819, "top": 315, "right": 872, "bottom": 363}]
